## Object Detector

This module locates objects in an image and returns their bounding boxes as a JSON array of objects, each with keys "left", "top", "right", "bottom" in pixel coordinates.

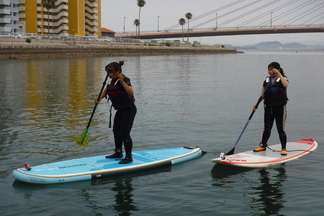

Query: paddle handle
[
  {"left": 86, "top": 73, "right": 109, "bottom": 129},
  {"left": 248, "top": 96, "right": 263, "bottom": 120}
]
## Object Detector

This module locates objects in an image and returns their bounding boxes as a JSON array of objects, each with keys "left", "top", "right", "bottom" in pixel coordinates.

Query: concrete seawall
[{"left": 0, "top": 38, "right": 240, "bottom": 59}]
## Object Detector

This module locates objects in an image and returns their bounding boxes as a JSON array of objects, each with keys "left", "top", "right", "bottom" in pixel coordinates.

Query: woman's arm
[
  {"left": 274, "top": 69, "right": 289, "bottom": 87},
  {"left": 279, "top": 74, "right": 289, "bottom": 88},
  {"left": 118, "top": 74, "right": 134, "bottom": 96},
  {"left": 95, "top": 87, "right": 107, "bottom": 104},
  {"left": 253, "top": 87, "right": 265, "bottom": 111}
]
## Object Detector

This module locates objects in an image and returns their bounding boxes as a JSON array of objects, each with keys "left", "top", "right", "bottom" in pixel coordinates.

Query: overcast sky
[{"left": 101, "top": 0, "right": 324, "bottom": 46}]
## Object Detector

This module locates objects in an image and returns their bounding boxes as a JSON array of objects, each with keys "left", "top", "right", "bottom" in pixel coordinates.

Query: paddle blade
[
  {"left": 225, "top": 148, "right": 235, "bottom": 156},
  {"left": 76, "top": 129, "right": 89, "bottom": 146}
]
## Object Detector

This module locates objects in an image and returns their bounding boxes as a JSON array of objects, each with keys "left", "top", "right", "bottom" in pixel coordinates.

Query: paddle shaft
[
  {"left": 86, "top": 73, "right": 109, "bottom": 129},
  {"left": 232, "top": 96, "right": 263, "bottom": 148},
  {"left": 225, "top": 81, "right": 271, "bottom": 155}
]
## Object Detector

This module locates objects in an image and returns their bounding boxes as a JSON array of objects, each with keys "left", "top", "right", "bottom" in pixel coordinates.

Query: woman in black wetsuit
[
  {"left": 253, "top": 62, "right": 289, "bottom": 156},
  {"left": 95, "top": 60, "right": 136, "bottom": 164}
]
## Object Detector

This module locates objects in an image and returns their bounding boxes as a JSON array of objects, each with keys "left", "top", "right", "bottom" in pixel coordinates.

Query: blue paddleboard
[{"left": 13, "top": 147, "right": 203, "bottom": 184}]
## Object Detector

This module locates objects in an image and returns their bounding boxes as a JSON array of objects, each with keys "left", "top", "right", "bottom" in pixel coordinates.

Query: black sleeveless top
[{"left": 107, "top": 74, "right": 135, "bottom": 110}]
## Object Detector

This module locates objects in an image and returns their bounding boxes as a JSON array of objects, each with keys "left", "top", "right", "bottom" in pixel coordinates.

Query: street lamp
[
  {"left": 158, "top": 16, "right": 159, "bottom": 32},
  {"left": 270, "top": 12, "right": 273, "bottom": 27},
  {"left": 216, "top": 13, "right": 218, "bottom": 29},
  {"left": 123, "top": 17, "right": 126, "bottom": 33}
]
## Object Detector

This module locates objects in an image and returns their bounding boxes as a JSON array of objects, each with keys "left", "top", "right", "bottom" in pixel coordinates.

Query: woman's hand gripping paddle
[{"left": 76, "top": 74, "right": 109, "bottom": 146}]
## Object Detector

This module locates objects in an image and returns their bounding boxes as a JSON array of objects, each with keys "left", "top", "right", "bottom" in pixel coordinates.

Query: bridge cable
[
  {"left": 257, "top": 0, "right": 316, "bottom": 26},
  {"left": 234, "top": 0, "right": 297, "bottom": 27},
  {"left": 163, "top": 0, "right": 246, "bottom": 31},
  {"left": 303, "top": 13, "right": 324, "bottom": 25},
  {"left": 282, "top": 2, "right": 324, "bottom": 26},
  {"left": 204, "top": 0, "right": 281, "bottom": 29},
  {"left": 310, "top": 15, "right": 324, "bottom": 25},
  {"left": 190, "top": 0, "right": 263, "bottom": 29},
  {"left": 160, "top": 0, "right": 321, "bottom": 33}
]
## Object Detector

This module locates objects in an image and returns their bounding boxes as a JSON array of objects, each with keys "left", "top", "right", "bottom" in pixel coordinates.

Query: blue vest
[{"left": 263, "top": 76, "right": 288, "bottom": 106}]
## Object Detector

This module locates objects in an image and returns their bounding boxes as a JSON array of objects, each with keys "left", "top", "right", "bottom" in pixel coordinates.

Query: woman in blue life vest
[
  {"left": 95, "top": 60, "right": 136, "bottom": 164},
  {"left": 253, "top": 62, "right": 289, "bottom": 156}
]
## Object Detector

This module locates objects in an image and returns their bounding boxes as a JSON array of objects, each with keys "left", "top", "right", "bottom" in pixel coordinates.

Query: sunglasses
[{"left": 106, "top": 66, "right": 114, "bottom": 74}]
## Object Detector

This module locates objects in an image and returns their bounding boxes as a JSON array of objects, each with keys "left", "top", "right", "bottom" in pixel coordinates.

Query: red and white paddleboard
[{"left": 212, "top": 139, "right": 318, "bottom": 168}]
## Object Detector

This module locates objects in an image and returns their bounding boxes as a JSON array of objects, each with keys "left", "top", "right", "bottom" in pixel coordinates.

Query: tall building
[
  {"left": 0, "top": 0, "right": 22, "bottom": 33},
  {"left": 68, "top": 0, "right": 102, "bottom": 37},
  {"left": 0, "top": 0, "right": 101, "bottom": 37}
]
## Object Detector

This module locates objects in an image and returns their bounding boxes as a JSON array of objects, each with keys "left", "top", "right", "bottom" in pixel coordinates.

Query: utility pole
[
  {"left": 216, "top": 13, "right": 218, "bottom": 29},
  {"left": 123, "top": 17, "right": 126, "bottom": 33}
]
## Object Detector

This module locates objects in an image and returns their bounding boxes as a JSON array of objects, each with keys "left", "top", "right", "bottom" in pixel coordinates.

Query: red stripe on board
[
  {"left": 294, "top": 139, "right": 315, "bottom": 145},
  {"left": 222, "top": 140, "right": 317, "bottom": 165}
]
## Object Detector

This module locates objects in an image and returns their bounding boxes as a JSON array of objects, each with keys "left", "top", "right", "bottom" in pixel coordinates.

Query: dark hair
[
  {"left": 105, "top": 60, "right": 124, "bottom": 73},
  {"left": 268, "top": 62, "right": 285, "bottom": 76}
]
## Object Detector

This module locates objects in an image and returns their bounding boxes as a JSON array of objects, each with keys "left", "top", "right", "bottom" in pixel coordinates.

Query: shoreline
[{"left": 0, "top": 38, "right": 241, "bottom": 60}]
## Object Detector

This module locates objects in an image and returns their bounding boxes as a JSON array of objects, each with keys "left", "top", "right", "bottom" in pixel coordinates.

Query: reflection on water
[
  {"left": 12, "top": 176, "right": 138, "bottom": 216},
  {"left": 81, "top": 177, "right": 138, "bottom": 216},
  {"left": 81, "top": 178, "right": 138, "bottom": 216},
  {"left": 89, "top": 166, "right": 172, "bottom": 216},
  {"left": 12, "top": 165, "right": 172, "bottom": 216},
  {"left": 0, "top": 58, "right": 105, "bottom": 157},
  {"left": 211, "top": 164, "right": 253, "bottom": 186},
  {"left": 111, "top": 178, "right": 138, "bottom": 216},
  {"left": 211, "top": 164, "right": 287, "bottom": 215},
  {"left": 249, "top": 167, "right": 287, "bottom": 215},
  {"left": 21, "top": 58, "right": 103, "bottom": 132}
]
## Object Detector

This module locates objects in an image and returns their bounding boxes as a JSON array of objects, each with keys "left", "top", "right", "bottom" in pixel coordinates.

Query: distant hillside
[{"left": 220, "top": 41, "right": 324, "bottom": 50}]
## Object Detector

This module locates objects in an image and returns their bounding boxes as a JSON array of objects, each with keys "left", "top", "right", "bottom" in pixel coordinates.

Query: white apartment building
[{"left": 0, "top": 0, "right": 24, "bottom": 33}]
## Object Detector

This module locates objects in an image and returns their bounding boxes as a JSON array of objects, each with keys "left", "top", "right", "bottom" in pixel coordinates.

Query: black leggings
[
  {"left": 261, "top": 105, "right": 287, "bottom": 149},
  {"left": 113, "top": 106, "right": 137, "bottom": 157}
]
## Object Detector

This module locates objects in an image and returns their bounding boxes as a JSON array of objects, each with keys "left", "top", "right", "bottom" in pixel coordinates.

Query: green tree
[
  {"left": 178, "top": 18, "right": 186, "bottom": 42},
  {"left": 137, "top": 0, "right": 146, "bottom": 38},
  {"left": 41, "top": 0, "right": 55, "bottom": 37},
  {"left": 185, "top": 12, "right": 192, "bottom": 42},
  {"left": 134, "top": 19, "right": 140, "bottom": 37}
]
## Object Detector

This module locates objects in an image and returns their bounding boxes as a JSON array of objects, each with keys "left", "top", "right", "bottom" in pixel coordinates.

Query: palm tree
[
  {"left": 137, "top": 0, "right": 146, "bottom": 38},
  {"left": 134, "top": 19, "right": 140, "bottom": 37},
  {"left": 178, "top": 18, "right": 186, "bottom": 42},
  {"left": 41, "top": 0, "right": 55, "bottom": 37},
  {"left": 185, "top": 12, "right": 193, "bottom": 42}
]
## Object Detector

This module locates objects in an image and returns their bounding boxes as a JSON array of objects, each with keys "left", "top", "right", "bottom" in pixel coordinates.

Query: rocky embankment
[{"left": 0, "top": 38, "right": 240, "bottom": 60}]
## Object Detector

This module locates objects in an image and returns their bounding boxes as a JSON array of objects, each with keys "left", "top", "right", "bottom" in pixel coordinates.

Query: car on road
[
  {"left": 96, "top": 36, "right": 113, "bottom": 42},
  {"left": 11, "top": 33, "right": 25, "bottom": 38},
  {"left": 0, "top": 33, "right": 11, "bottom": 38}
]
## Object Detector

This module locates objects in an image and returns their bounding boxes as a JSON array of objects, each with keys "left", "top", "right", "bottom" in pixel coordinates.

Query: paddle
[
  {"left": 221, "top": 80, "right": 271, "bottom": 159},
  {"left": 220, "top": 96, "right": 264, "bottom": 158},
  {"left": 76, "top": 73, "right": 109, "bottom": 146}
]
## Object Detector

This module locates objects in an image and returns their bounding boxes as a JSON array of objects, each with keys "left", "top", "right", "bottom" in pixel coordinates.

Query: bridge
[
  {"left": 115, "top": 0, "right": 324, "bottom": 40},
  {"left": 115, "top": 25, "right": 324, "bottom": 39}
]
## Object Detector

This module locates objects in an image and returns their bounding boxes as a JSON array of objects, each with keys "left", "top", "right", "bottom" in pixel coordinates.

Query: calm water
[{"left": 1, "top": 50, "right": 323, "bottom": 216}]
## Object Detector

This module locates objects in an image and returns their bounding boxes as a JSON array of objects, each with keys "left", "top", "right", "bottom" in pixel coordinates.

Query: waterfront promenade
[{"left": 0, "top": 38, "right": 239, "bottom": 59}]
